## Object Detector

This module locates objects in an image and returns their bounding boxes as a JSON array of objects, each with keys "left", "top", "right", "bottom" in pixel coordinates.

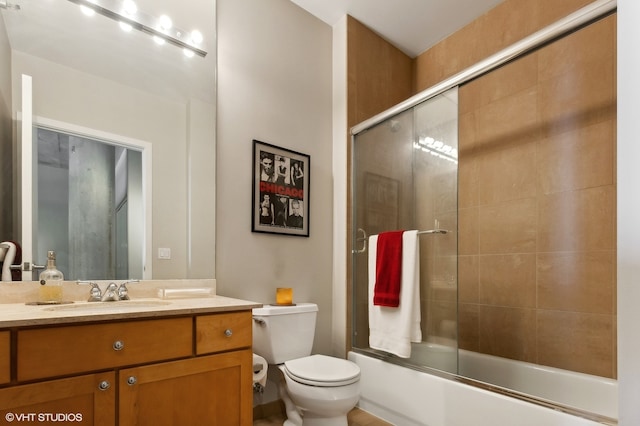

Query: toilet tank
[{"left": 252, "top": 303, "right": 318, "bottom": 364}]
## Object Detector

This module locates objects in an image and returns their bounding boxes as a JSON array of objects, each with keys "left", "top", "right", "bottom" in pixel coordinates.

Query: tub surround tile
[
  {"left": 537, "top": 186, "right": 615, "bottom": 253},
  {"left": 537, "top": 251, "right": 614, "bottom": 314},
  {"left": 476, "top": 139, "right": 537, "bottom": 206},
  {"left": 537, "top": 0, "right": 596, "bottom": 28},
  {"left": 479, "top": 254, "right": 536, "bottom": 308},
  {"left": 537, "top": 15, "right": 614, "bottom": 83},
  {"left": 460, "top": 53, "right": 538, "bottom": 115},
  {"left": 537, "top": 60, "right": 615, "bottom": 138},
  {"left": 478, "top": 305, "right": 536, "bottom": 363},
  {"left": 457, "top": 153, "right": 479, "bottom": 209},
  {"left": 473, "top": 88, "right": 540, "bottom": 152},
  {"left": 537, "top": 120, "right": 615, "bottom": 195},
  {"left": 458, "top": 207, "right": 479, "bottom": 255},
  {"left": 458, "top": 303, "right": 480, "bottom": 352},
  {"left": 425, "top": 300, "right": 457, "bottom": 340},
  {"left": 537, "top": 310, "right": 614, "bottom": 378},
  {"left": 478, "top": 197, "right": 537, "bottom": 254},
  {"left": 537, "top": 17, "right": 615, "bottom": 140},
  {"left": 458, "top": 255, "right": 479, "bottom": 304}
]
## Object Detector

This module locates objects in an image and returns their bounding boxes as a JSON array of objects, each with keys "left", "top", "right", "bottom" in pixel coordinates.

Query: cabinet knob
[
  {"left": 113, "top": 340, "right": 125, "bottom": 351},
  {"left": 98, "top": 380, "right": 111, "bottom": 391},
  {"left": 127, "top": 376, "right": 138, "bottom": 386},
  {"left": 224, "top": 329, "right": 233, "bottom": 337}
]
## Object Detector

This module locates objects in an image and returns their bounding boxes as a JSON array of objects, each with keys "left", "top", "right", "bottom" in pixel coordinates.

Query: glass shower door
[{"left": 352, "top": 87, "right": 459, "bottom": 374}]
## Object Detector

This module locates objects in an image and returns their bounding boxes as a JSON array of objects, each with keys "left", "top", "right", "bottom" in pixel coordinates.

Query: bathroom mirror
[{"left": 1, "top": 0, "right": 216, "bottom": 280}]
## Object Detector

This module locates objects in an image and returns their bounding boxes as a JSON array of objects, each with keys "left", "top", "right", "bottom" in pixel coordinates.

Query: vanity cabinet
[
  {"left": 0, "top": 331, "right": 9, "bottom": 384},
  {"left": 1, "top": 310, "right": 253, "bottom": 425}
]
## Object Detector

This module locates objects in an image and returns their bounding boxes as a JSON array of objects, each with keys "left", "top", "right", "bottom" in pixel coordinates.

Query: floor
[{"left": 253, "top": 407, "right": 393, "bottom": 426}]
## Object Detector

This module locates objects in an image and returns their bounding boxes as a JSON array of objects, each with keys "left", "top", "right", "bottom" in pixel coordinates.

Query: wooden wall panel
[{"left": 346, "top": 16, "right": 414, "bottom": 127}]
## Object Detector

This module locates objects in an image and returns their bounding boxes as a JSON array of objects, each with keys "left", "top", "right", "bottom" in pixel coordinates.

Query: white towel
[
  {"left": 368, "top": 230, "right": 421, "bottom": 358},
  {"left": 0, "top": 242, "right": 17, "bottom": 282}
]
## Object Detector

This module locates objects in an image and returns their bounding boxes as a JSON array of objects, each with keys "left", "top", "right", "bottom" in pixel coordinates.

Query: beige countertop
[{"left": 0, "top": 279, "right": 262, "bottom": 328}]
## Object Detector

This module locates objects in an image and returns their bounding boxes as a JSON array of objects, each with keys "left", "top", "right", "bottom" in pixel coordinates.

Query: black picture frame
[{"left": 252, "top": 139, "right": 310, "bottom": 237}]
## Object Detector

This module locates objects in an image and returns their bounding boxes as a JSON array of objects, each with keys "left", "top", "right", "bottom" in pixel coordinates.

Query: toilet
[{"left": 252, "top": 303, "right": 360, "bottom": 426}]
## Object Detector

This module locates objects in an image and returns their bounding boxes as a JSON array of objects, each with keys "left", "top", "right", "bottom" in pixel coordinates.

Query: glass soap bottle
[{"left": 39, "top": 250, "right": 64, "bottom": 303}]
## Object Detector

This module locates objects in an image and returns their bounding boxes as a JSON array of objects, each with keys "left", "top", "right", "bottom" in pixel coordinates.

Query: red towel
[{"left": 374, "top": 231, "right": 404, "bottom": 307}]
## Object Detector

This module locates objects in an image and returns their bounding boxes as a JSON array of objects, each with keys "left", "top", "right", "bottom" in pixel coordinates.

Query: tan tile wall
[
  {"left": 346, "top": 16, "right": 415, "bottom": 128},
  {"left": 414, "top": 0, "right": 597, "bottom": 92},
  {"left": 457, "top": 15, "right": 616, "bottom": 378}
]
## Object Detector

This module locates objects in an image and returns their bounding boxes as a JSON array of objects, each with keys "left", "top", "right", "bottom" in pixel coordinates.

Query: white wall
[
  {"left": 616, "top": 1, "right": 640, "bottom": 424},
  {"left": 331, "top": 16, "right": 348, "bottom": 357},
  {"left": 216, "top": 0, "right": 334, "bottom": 354}
]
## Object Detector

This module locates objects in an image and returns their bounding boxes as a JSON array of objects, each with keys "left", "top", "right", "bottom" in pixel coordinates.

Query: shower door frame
[{"left": 348, "top": 0, "right": 618, "bottom": 423}]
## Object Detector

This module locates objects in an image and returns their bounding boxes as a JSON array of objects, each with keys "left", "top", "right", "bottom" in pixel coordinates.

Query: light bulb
[
  {"left": 183, "top": 48, "right": 195, "bottom": 58},
  {"left": 119, "top": 22, "right": 132, "bottom": 32},
  {"left": 158, "top": 15, "right": 172, "bottom": 31},
  {"left": 153, "top": 36, "right": 166, "bottom": 45},
  {"left": 190, "top": 30, "right": 203, "bottom": 45},
  {"left": 122, "top": 0, "right": 137, "bottom": 16},
  {"left": 80, "top": 5, "right": 95, "bottom": 16}
]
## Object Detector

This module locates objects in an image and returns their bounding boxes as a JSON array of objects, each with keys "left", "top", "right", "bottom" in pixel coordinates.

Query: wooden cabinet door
[
  {"left": 0, "top": 372, "right": 116, "bottom": 425},
  {"left": 0, "top": 331, "right": 9, "bottom": 384},
  {"left": 119, "top": 349, "right": 253, "bottom": 426}
]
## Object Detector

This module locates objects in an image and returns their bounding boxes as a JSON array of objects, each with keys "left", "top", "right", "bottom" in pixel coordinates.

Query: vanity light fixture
[
  {"left": 0, "top": 0, "right": 21, "bottom": 11},
  {"left": 67, "top": 0, "right": 207, "bottom": 58}
]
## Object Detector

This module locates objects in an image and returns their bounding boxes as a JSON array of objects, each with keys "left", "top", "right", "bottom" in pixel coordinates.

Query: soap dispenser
[{"left": 38, "top": 250, "right": 64, "bottom": 303}]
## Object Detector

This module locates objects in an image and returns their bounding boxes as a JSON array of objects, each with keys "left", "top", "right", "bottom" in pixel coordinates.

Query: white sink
[{"left": 44, "top": 300, "right": 171, "bottom": 313}]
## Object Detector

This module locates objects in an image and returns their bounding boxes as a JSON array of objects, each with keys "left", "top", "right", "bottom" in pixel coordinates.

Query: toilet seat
[{"left": 283, "top": 354, "right": 360, "bottom": 387}]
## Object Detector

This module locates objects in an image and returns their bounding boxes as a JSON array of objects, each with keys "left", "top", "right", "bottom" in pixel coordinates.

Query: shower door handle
[{"left": 352, "top": 228, "right": 367, "bottom": 254}]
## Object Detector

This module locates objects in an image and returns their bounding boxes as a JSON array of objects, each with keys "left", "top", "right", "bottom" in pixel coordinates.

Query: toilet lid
[{"left": 284, "top": 354, "right": 360, "bottom": 387}]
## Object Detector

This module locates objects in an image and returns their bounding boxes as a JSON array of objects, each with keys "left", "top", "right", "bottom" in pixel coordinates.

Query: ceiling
[
  {"left": 290, "top": 0, "right": 505, "bottom": 57},
  {"left": 1, "top": 0, "right": 505, "bottom": 103}
]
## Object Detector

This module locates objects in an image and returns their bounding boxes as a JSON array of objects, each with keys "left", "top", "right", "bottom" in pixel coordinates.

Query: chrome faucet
[
  {"left": 101, "top": 282, "right": 119, "bottom": 302},
  {"left": 117, "top": 280, "right": 139, "bottom": 300},
  {"left": 76, "top": 280, "right": 140, "bottom": 302},
  {"left": 77, "top": 281, "right": 102, "bottom": 302}
]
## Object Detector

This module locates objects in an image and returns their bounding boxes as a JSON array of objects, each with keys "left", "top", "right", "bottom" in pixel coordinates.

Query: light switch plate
[{"left": 158, "top": 248, "right": 171, "bottom": 259}]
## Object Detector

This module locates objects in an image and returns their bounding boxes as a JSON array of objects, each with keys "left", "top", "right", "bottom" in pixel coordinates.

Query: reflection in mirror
[
  {"left": 1, "top": 0, "right": 216, "bottom": 280},
  {"left": 35, "top": 126, "right": 145, "bottom": 280}
]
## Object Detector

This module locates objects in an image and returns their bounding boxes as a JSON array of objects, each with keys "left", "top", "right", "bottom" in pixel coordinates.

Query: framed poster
[{"left": 252, "top": 139, "right": 310, "bottom": 237}]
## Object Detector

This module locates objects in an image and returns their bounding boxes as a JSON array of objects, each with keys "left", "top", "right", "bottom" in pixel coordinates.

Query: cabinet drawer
[
  {"left": 196, "top": 311, "right": 252, "bottom": 355},
  {"left": 0, "top": 331, "right": 9, "bottom": 384},
  {"left": 17, "top": 317, "right": 192, "bottom": 381}
]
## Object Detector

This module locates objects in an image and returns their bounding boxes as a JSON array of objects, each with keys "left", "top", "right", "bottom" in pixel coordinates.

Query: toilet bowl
[
  {"left": 252, "top": 303, "right": 361, "bottom": 425},
  {"left": 280, "top": 355, "right": 360, "bottom": 426}
]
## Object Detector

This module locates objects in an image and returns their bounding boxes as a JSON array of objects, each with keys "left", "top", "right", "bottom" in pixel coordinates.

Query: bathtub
[{"left": 349, "top": 346, "right": 617, "bottom": 426}]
